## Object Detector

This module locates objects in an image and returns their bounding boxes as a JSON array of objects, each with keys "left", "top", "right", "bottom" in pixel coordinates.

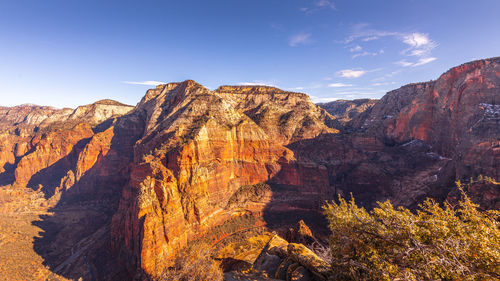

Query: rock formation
[{"left": 0, "top": 58, "right": 498, "bottom": 280}]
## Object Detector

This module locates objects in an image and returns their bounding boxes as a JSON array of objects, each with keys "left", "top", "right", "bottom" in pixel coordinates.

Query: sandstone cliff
[
  {"left": 355, "top": 58, "right": 500, "bottom": 180},
  {"left": 0, "top": 100, "right": 134, "bottom": 194}
]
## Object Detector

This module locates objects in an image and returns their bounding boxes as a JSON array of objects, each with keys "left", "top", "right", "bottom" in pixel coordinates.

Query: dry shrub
[{"left": 158, "top": 242, "right": 223, "bottom": 281}]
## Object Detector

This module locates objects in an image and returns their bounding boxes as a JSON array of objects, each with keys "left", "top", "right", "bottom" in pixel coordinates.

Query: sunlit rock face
[
  {"left": 215, "top": 85, "right": 339, "bottom": 144},
  {"left": 355, "top": 58, "right": 500, "bottom": 179},
  {"left": 110, "top": 81, "right": 338, "bottom": 277}
]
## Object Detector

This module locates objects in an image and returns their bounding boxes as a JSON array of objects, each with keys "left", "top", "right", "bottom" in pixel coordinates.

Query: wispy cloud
[
  {"left": 352, "top": 51, "right": 370, "bottom": 58},
  {"left": 238, "top": 80, "right": 278, "bottom": 87},
  {"left": 372, "top": 70, "right": 402, "bottom": 82},
  {"left": 349, "top": 45, "right": 362, "bottom": 52},
  {"left": 342, "top": 24, "right": 437, "bottom": 66},
  {"left": 397, "top": 57, "right": 437, "bottom": 67},
  {"left": 123, "top": 80, "right": 166, "bottom": 86},
  {"left": 398, "top": 32, "right": 437, "bottom": 66},
  {"left": 372, "top": 82, "right": 396, "bottom": 86},
  {"left": 301, "top": 0, "right": 336, "bottom": 14},
  {"left": 312, "top": 97, "right": 343, "bottom": 103},
  {"left": 343, "top": 24, "right": 398, "bottom": 44},
  {"left": 287, "top": 87, "right": 305, "bottom": 91},
  {"left": 289, "top": 32, "right": 312, "bottom": 47},
  {"left": 336, "top": 69, "right": 367, "bottom": 78},
  {"left": 403, "top": 33, "right": 430, "bottom": 48},
  {"left": 352, "top": 49, "right": 384, "bottom": 59},
  {"left": 316, "top": 0, "right": 336, "bottom": 9},
  {"left": 328, "top": 83, "right": 354, "bottom": 87}
]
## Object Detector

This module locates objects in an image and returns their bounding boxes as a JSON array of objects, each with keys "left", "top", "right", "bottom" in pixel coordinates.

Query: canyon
[{"left": 0, "top": 57, "right": 498, "bottom": 280}]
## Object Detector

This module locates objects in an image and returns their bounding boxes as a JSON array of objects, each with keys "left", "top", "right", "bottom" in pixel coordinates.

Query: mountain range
[{"left": 0, "top": 57, "right": 498, "bottom": 280}]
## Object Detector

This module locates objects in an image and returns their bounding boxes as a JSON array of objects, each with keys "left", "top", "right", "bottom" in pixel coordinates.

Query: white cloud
[
  {"left": 337, "top": 69, "right": 367, "bottom": 78},
  {"left": 349, "top": 45, "right": 362, "bottom": 52},
  {"left": 288, "top": 87, "right": 305, "bottom": 91},
  {"left": 342, "top": 25, "right": 438, "bottom": 67},
  {"left": 401, "top": 32, "right": 436, "bottom": 57},
  {"left": 403, "top": 33, "right": 430, "bottom": 48},
  {"left": 301, "top": 0, "right": 336, "bottom": 14},
  {"left": 362, "top": 36, "right": 379, "bottom": 42},
  {"left": 352, "top": 51, "right": 370, "bottom": 58},
  {"left": 316, "top": 0, "right": 336, "bottom": 9},
  {"left": 123, "top": 80, "right": 166, "bottom": 86},
  {"left": 238, "top": 80, "right": 278, "bottom": 87},
  {"left": 328, "top": 83, "right": 354, "bottom": 87},
  {"left": 312, "top": 97, "right": 343, "bottom": 103},
  {"left": 413, "top": 57, "right": 437, "bottom": 66},
  {"left": 397, "top": 57, "right": 436, "bottom": 67},
  {"left": 396, "top": 60, "right": 414, "bottom": 67},
  {"left": 351, "top": 49, "right": 384, "bottom": 59},
  {"left": 289, "top": 32, "right": 312, "bottom": 47},
  {"left": 372, "top": 82, "right": 395, "bottom": 86},
  {"left": 372, "top": 70, "right": 402, "bottom": 82},
  {"left": 343, "top": 24, "right": 398, "bottom": 44}
]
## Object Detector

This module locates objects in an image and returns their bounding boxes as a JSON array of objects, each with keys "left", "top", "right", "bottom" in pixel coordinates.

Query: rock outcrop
[{"left": 250, "top": 235, "right": 330, "bottom": 281}]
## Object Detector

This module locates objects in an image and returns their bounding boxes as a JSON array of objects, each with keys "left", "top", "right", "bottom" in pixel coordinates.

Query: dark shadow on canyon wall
[
  {"left": 31, "top": 113, "right": 144, "bottom": 281},
  {"left": 261, "top": 132, "right": 458, "bottom": 238}
]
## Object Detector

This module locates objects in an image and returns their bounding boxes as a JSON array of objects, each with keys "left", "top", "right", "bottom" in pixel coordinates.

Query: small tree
[{"left": 322, "top": 192, "right": 500, "bottom": 281}]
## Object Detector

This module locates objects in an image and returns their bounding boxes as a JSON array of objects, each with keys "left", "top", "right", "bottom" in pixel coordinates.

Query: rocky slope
[
  {"left": 318, "top": 99, "right": 377, "bottom": 126},
  {"left": 0, "top": 100, "right": 134, "bottom": 194},
  {"left": 0, "top": 58, "right": 498, "bottom": 280},
  {"left": 355, "top": 58, "right": 499, "bottom": 180}
]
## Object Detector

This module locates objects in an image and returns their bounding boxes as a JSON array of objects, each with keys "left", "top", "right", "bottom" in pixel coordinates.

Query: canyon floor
[
  {"left": 0, "top": 188, "right": 67, "bottom": 281},
  {"left": 0, "top": 187, "right": 128, "bottom": 281}
]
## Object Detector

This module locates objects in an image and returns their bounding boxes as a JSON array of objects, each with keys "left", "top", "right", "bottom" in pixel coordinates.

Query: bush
[
  {"left": 322, "top": 191, "right": 500, "bottom": 281},
  {"left": 158, "top": 242, "right": 223, "bottom": 281}
]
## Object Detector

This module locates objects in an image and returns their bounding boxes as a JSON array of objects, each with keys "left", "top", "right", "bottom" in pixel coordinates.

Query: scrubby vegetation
[
  {"left": 158, "top": 242, "right": 223, "bottom": 281},
  {"left": 323, "top": 191, "right": 500, "bottom": 281}
]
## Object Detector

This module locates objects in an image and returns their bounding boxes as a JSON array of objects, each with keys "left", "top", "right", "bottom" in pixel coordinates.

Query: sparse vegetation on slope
[{"left": 157, "top": 242, "right": 223, "bottom": 281}]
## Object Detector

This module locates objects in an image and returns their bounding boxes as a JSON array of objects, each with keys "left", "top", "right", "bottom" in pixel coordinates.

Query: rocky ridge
[{"left": 318, "top": 99, "right": 378, "bottom": 126}]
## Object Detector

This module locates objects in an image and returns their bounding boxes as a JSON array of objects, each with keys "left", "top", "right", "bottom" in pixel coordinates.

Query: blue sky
[{"left": 1, "top": 0, "right": 499, "bottom": 108}]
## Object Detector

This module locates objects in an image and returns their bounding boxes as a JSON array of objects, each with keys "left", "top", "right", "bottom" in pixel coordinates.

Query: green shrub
[{"left": 322, "top": 191, "right": 500, "bottom": 281}]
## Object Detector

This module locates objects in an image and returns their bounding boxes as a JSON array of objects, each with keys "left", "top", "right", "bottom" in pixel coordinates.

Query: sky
[{"left": 0, "top": 0, "right": 499, "bottom": 108}]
